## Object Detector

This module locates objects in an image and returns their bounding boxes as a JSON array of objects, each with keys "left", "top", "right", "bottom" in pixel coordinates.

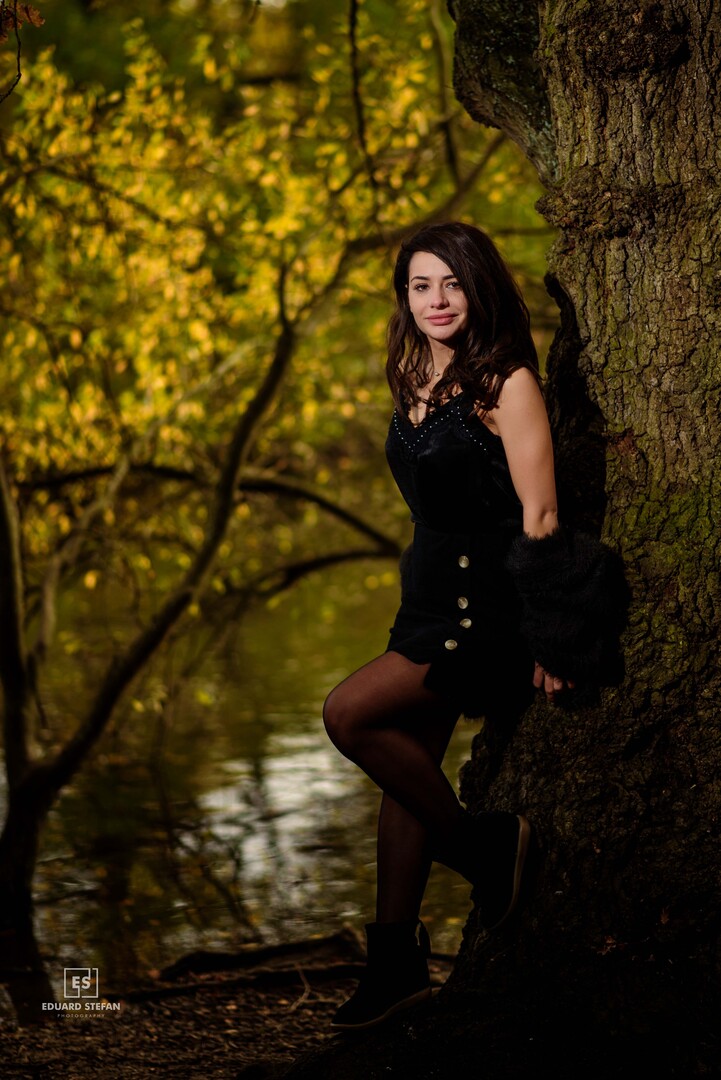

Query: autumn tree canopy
[{"left": 0, "top": 0, "right": 553, "bottom": 981}]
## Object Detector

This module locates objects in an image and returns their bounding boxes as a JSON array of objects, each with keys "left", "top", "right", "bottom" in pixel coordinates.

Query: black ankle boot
[
  {"left": 330, "top": 918, "right": 432, "bottom": 1031},
  {"left": 429, "top": 810, "right": 531, "bottom": 931}
]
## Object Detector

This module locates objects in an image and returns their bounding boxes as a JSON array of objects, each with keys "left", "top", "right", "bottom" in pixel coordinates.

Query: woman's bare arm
[
  {"left": 491, "top": 367, "right": 574, "bottom": 700},
  {"left": 492, "top": 367, "right": 558, "bottom": 538}
]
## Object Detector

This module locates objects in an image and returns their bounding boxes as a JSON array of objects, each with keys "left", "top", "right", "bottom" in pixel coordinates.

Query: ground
[{"left": 0, "top": 927, "right": 454, "bottom": 1079}]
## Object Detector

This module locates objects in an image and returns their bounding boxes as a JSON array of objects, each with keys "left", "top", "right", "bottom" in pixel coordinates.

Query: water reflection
[{"left": 8, "top": 563, "right": 477, "bottom": 1013}]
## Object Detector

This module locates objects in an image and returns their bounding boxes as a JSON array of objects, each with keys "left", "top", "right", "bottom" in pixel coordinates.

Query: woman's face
[{"left": 407, "top": 250, "right": 469, "bottom": 346}]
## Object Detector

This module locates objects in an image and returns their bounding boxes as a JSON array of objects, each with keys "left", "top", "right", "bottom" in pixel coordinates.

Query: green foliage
[{"left": 0, "top": 0, "right": 553, "bottom": 740}]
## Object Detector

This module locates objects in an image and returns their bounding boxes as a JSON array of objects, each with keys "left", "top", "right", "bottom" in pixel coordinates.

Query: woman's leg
[
  {"left": 323, "top": 651, "right": 466, "bottom": 837},
  {"left": 323, "top": 651, "right": 463, "bottom": 924},
  {"left": 375, "top": 706, "right": 460, "bottom": 923},
  {"left": 323, "top": 650, "right": 530, "bottom": 932},
  {"left": 324, "top": 651, "right": 530, "bottom": 1029},
  {"left": 324, "top": 652, "right": 462, "bottom": 1030}
]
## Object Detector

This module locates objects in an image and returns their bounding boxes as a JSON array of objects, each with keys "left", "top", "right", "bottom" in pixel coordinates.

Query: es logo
[{"left": 64, "top": 968, "right": 99, "bottom": 999}]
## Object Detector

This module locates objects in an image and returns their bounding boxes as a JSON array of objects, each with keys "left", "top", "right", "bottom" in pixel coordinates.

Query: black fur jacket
[{"left": 504, "top": 526, "right": 629, "bottom": 685}]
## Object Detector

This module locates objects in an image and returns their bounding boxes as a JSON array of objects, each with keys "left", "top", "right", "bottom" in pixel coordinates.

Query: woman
[{"left": 323, "top": 221, "right": 609, "bottom": 1032}]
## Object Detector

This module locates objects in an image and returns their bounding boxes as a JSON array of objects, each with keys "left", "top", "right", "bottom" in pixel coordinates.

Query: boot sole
[
  {"left": 330, "top": 986, "right": 432, "bottom": 1031},
  {"left": 484, "top": 814, "right": 531, "bottom": 932}
]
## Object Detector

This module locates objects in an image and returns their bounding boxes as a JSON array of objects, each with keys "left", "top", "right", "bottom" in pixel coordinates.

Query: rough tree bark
[{"left": 284, "top": 2, "right": 721, "bottom": 1077}]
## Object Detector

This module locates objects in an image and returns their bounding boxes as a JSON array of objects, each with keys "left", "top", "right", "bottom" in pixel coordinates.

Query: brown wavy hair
[{"left": 386, "top": 221, "right": 540, "bottom": 417}]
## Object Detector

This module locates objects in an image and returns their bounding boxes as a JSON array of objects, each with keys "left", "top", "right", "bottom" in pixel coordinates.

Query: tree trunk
[
  {"left": 453, "top": 0, "right": 721, "bottom": 1034},
  {"left": 0, "top": 803, "right": 42, "bottom": 935},
  {"left": 0, "top": 773, "right": 60, "bottom": 1023},
  {"left": 283, "top": 2, "right": 721, "bottom": 1076}
]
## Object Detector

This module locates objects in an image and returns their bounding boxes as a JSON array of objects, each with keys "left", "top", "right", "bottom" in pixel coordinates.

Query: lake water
[{"left": 13, "top": 563, "right": 481, "bottom": 998}]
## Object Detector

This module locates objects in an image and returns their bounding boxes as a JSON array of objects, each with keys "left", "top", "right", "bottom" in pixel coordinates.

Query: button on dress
[{"left": 384, "top": 390, "right": 534, "bottom": 719}]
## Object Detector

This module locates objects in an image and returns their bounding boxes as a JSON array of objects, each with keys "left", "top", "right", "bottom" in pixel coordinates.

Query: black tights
[{"left": 323, "top": 651, "right": 463, "bottom": 925}]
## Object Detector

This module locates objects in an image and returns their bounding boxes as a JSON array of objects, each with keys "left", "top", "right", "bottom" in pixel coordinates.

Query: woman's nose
[{"left": 429, "top": 288, "right": 449, "bottom": 307}]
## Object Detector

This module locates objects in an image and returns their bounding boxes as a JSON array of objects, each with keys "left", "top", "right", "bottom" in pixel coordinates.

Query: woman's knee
[{"left": 322, "top": 685, "right": 363, "bottom": 757}]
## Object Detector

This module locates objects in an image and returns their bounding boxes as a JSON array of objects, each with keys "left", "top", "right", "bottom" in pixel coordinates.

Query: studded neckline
[
  {"left": 399, "top": 390, "right": 466, "bottom": 431},
  {"left": 392, "top": 392, "right": 503, "bottom": 456}
]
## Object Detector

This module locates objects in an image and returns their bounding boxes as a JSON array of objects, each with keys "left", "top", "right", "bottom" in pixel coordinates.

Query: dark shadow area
[
  {"left": 543, "top": 271, "right": 608, "bottom": 535},
  {"left": 281, "top": 957, "right": 721, "bottom": 1079},
  {"left": 0, "top": 915, "right": 57, "bottom": 1026}
]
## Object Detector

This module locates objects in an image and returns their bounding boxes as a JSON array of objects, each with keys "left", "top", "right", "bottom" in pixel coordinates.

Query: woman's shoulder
[
  {"left": 467, "top": 365, "right": 543, "bottom": 431},
  {"left": 493, "top": 365, "right": 544, "bottom": 416},
  {"left": 497, "top": 364, "right": 543, "bottom": 397}
]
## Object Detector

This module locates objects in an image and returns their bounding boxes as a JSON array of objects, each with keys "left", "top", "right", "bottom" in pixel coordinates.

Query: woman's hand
[{"left": 533, "top": 661, "right": 575, "bottom": 702}]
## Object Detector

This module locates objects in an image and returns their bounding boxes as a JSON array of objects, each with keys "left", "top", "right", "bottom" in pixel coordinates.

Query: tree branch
[
  {"left": 38, "top": 267, "right": 297, "bottom": 796},
  {"left": 430, "top": 0, "right": 461, "bottom": 186},
  {"left": 249, "top": 546, "right": 402, "bottom": 597},
  {"left": 239, "top": 473, "right": 399, "bottom": 553},
  {"left": 0, "top": 1, "right": 22, "bottom": 107},
  {"left": 16, "top": 464, "right": 195, "bottom": 492},
  {"left": 17, "top": 466, "right": 401, "bottom": 554},
  {"left": 0, "top": 447, "right": 31, "bottom": 786},
  {"left": 297, "top": 130, "right": 506, "bottom": 318},
  {"left": 41, "top": 163, "right": 174, "bottom": 228},
  {"left": 31, "top": 454, "right": 132, "bottom": 668},
  {"left": 448, "top": 0, "right": 556, "bottom": 182},
  {"left": 348, "top": 0, "right": 382, "bottom": 226},
  {"left": 22, "top": 332, "right": 263, "bottom": 666}
]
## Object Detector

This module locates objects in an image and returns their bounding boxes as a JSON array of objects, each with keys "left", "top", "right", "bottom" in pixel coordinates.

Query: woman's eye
[{"left": 410, "top": 281, "right": 460, "bottom": 291}]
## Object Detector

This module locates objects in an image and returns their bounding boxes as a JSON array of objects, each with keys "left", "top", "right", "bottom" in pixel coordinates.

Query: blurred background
[{"left": 0, "top": 0, "right": 557, "bottom": 995}]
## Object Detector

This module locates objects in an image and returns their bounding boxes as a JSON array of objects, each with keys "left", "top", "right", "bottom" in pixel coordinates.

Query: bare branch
[
  {"left": 238, "top": 473, "right": 399, "bottom": 553},
  {"left": 16, "top": 464, "right": 195, "bottom": 492},
  {"left": 0, "top": 2, "right": 22, "bottom": 107},
  {"left": 249, "top": 546, "right": 401, "bottom": 597},
  {"left": 17, "top": 463, "right": 401, "bottom": 554},
  {"left": 348, "top": 0, "right": 382, "bottom": 230}
]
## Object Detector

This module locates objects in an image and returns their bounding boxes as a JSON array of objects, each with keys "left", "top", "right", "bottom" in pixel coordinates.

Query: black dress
[{"left": 384, "top": 390, "right": 534, "bottom": 719}]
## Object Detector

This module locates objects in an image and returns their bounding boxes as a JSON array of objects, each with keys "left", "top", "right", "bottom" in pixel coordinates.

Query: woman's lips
[{"left": 426, "top": 315, "right": 456, "bottom": 324}]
